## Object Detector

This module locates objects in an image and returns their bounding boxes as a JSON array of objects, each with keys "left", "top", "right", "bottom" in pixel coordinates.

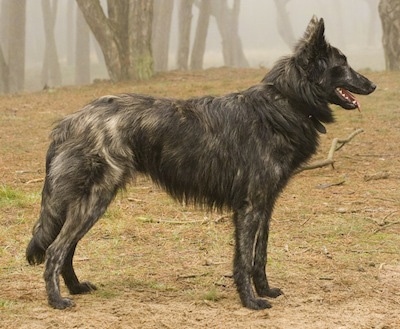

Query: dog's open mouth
[{"left": 335, "top": 87, "right": 361, "bottom": 111}]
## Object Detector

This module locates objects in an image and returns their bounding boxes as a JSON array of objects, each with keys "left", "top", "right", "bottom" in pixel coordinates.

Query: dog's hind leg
[
  {"left": 252, "top": 208, "right": 283, "bottom": 299},
  {"left": 233, "top": 206, "right": 272, "bottom": 310},
  {"left": 44, "top": 186, "right": 116, "bottom": 309},
  {"left": 61, "top": 243, "right": 97, "bottom": 295}
]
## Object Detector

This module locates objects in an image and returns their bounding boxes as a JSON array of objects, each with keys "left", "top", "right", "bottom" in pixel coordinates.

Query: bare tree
[
  {"left": 0, "top": 45, "right": 9, "bottom": 93},
  {"left": 176, "top": 0, "right": 194, "bottom": 70},
  {"left": 379, "top": 0, "right": 400, "bottom": 70},
  {"left": 41, "top": 0, "right": 62, "bottom": 87},
  {"left": 0, "top": 0, "right": 9, "bottom": 93},
  {"left": 8, "top": 0, "right": 26, "bottom": 93},
  {"left": 152, "top": 0, "right": 174, "bottom": 72},
  {"left": 75, "top": 5, "right": 90, "bottom": 85},
  {"left": 128, "top": 0, "right": 153, "bottom": 80},
  {"left": 273, "top": 0, "right": 296, "bottom": 48},
  {"left": 365, "top": 0, "right": 380, "bottom": 45},
  {"left": 66, "top": 0, "right": 74, "bottom": 66},
  {"left": 76, "top": 0, "right": 154, "bottom": 81},
  {"left": 190, "top": 0, "right": 211, "bottom": 70},
  {"left": 210, "top": 0, "right": 248, "bottom": 68},
  {"left": 177, "top": 0, "right": 248, "bottom": 70}
]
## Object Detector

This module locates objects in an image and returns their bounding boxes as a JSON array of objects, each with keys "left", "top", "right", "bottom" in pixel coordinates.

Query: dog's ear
[
  {"left": 294, "top": 16, "right": 328, "bottom": 65},
  {"left": 303, "top": 16, "right": 325, "bottom": 45}
]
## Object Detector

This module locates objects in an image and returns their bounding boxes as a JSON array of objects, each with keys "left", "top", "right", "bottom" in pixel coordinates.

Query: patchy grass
[{"left": 0, "top": 185, "right": 25, "bottom": 207}]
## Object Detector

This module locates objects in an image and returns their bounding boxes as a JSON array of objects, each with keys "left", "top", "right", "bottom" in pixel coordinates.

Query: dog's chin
[
  {"left": 331, "top": 100, "right": 358, "bottom": 111},
  {"left": 338, "top": 101, "right": 358, "bottom": 111}
]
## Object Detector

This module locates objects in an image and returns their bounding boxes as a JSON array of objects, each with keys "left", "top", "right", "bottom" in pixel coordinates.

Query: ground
[{"left": 0, "top": 68, "right": 399, "bottom": 328}]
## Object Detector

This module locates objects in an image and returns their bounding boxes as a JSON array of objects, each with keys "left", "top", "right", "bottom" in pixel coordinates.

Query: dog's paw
[
  {"left": 69, "top": 281, "right": 97, "bottom": 295},
  {"left": 243, "top": 297, "right": 272, "bottom": 310},
  {"left": 265, "top": 287, "right": 283, "bottom": 298},
  {"left": 49, "top": 297, "right": 75, "bottom": 310},
  {"left": 255, "top": 286, "right": 284, "bottom": 298}
]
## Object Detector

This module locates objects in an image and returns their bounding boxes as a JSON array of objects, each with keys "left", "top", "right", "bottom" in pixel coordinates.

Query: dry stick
[
  {"left": 137, "top": 217, "right": 206, "bottom": 225},
  {"left": 25, "top": 178, "right": 44, "bottom": 184},
  {"left": 294, "top": 128, "right": 364, "bottom": 174},
  {"left": 373, "top": 211, "right": 400, "bottom": 234},
  {"left": 374, "top": 221, "right": 400, "bottom": 234}
]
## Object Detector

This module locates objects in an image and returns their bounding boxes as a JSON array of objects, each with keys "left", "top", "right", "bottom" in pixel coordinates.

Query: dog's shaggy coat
[{"left": 27, "top": 17, "right": 376, "bottom": 310}]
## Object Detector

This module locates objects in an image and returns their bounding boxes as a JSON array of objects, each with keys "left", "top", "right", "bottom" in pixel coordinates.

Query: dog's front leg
[
  {"left": 233, "top": 207, "right": 272, "bottom": 310},
  {"left": 252, "top": 209, "right": 283, "bottom": 299}
]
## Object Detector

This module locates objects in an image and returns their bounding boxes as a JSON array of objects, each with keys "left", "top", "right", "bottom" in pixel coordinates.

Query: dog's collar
[{"left": 308, "top": 114, "right": 326, "bottom": 134}]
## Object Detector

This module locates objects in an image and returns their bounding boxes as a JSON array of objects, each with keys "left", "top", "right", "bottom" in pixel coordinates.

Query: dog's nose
[{"left": 369, "top": 82, "right": 377, "bottom": 93}]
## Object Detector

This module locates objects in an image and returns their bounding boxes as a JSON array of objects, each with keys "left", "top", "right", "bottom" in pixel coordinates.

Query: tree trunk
[
  {"left": 77, "top": 0, "right": 153, "bottom": 81},
  {"left": 152, "top": 0, "right": 174, "bottom": 72},
  {"left": 273, "top": 0, "right": 296, "bottom": 48},
  {"left": 8, "top": 0, "right": 26, "bottom": 92},
  {"left": 75, "top": 4, "right": 90, "bottom": 85},
  {"left": 211, "top": 0, "right": 248, "bottom": 68},
  {"left": 176, "top": 0, "right": 194, "bottom": 70},
  {"left": 41, "top": 0, "right": 62, "bottom": 87},
  {"left": 190, "top": 0, "right": 211, "bottom": 70},
  {"left": 379, "top": 0, "right": 400, "bottom": 70},
  {"left": 66, "top": 0, "right": 74, "bottom": 66},
  {"left": 0, "top": 0, "right": 9, "bottom": 55},
  {"left": 128, "top": 0, "right": 153, "bottom": 80},
  {"left": 0, "top": 1, "right": 10, "bottom": 93},
  {"left": 0, "top": 45, "right": 9, "bottom": 93},
  {"left": 365, "top": 0, "right": 379, "bottom": 45},
  {"left": 76, "top": 0, "right": 123, "bottom": 81}
]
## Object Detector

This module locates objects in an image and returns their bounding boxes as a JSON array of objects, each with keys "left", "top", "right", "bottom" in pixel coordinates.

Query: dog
[{"left": 26, "top": 16, "right": 376, "bottom": 310}]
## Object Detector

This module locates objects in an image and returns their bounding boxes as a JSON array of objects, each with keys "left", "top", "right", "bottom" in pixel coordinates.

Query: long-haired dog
[{"left": 27, "top": 17, "right": 375, "bottom": 310}]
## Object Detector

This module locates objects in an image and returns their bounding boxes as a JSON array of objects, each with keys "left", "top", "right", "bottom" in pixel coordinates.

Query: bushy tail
[
  {"left": 26, "top": 190, "right": 63, "bottom": 265},
  {"left": 26, "top": 141, "right": 63, "bottom": 265},
  {"left": 26, "top": 228, "right": 47, "bottom": 265}
]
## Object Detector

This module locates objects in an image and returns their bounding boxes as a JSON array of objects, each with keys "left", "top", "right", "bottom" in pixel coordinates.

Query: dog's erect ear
[
  {"left": 295, "top": 16, "right": 327, "bottom": 63},
  {"left": 303, "top": 16, "right": 325, "bottom": 45}
]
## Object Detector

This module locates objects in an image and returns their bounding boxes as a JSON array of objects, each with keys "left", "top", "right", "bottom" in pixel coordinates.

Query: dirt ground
[{"left": 0, "top": 68, "right": 399, "bottom": 328}]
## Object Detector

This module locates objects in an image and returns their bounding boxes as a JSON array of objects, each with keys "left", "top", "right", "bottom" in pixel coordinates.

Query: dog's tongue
[{"left": 336, "top": 87, "right": 361, "bottom": 111}]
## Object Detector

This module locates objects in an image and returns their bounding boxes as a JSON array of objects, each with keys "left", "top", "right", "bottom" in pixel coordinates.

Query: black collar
[{"left": 308, "top": 114, "right": 326, "bottom": 134}]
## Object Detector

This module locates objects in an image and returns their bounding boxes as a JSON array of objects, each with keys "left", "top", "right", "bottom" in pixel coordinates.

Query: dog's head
[{"left": 294, "top": 16, "right": 376, "bottom": 111}]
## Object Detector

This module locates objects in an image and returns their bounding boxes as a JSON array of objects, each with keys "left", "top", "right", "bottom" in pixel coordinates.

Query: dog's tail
[
  {"left": 26, "top": 142, "right": 64, "bottom": 265},
  {"left": 26, "top": 206, "right": 64, "bottom": 265},
  {"left": 26, "top": 221, "right": 48, "bottom": 265}
]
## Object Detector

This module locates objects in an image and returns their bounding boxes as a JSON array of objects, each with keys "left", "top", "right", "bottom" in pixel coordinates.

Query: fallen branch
[
  {"left": 137, "top": 216, "right": 206, "bottom": 225},
  {"left": 25, "top": 178, "right": 44, "bottom": 184},
  {"left": 177, "top": 272, "right": 208, "bottom": 279},
  {"left": 373, "top": 221, "right": 400, "bottom": 234},
  {"left": 364, "top": 171, "right": 390, "bottom": 181},
  {"left": 295, "top": 128, "right": 364, "bottom": 174}
]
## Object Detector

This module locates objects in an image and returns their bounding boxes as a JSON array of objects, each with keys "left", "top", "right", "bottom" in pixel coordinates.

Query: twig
[
  {"left": 295, "top": 128, "right": 364, "bottom": 174},
  {"left": 177, "top": 273, "right": 208, "bottom": 279},
  {"left": 364, "top": 171, "right": 390, "bottom": 181},
  {"left": 137, "top": 217, "right": 206, "bottom": 225},
  {"left": 25, "top": 178, "right": 44, "bottom": 184},
  {"left": 214, "top": 215, "right": 230, "bottom": 223},
  {"left": 373, "top": 220, "right": 400, "bottom": 234},
  {"left": 316, "top": 179, "right": 345, "bottom": 189}
]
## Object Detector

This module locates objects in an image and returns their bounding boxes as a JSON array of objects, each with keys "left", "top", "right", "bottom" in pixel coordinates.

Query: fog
[{"left": 17, "top": 0, "right": 383, "bottom": 91}]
